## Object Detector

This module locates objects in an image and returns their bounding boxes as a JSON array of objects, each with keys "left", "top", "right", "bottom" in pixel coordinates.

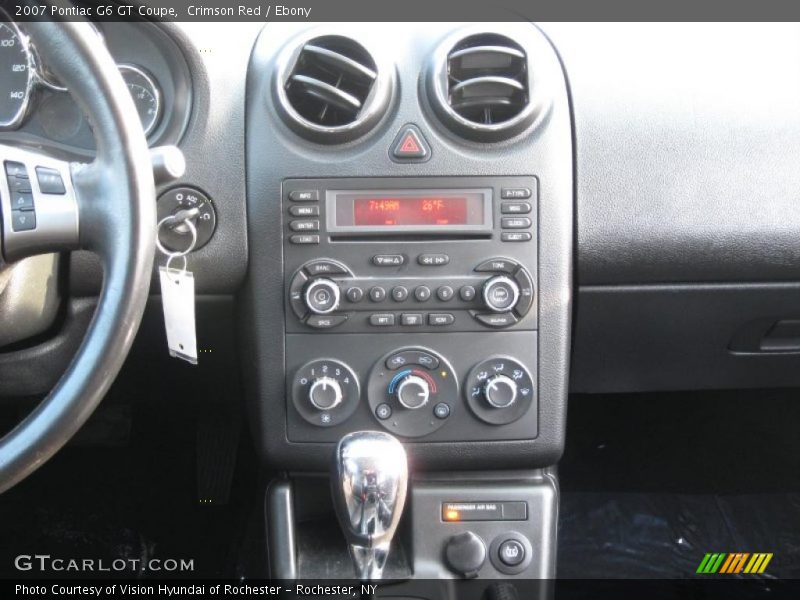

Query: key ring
[{"left": 156, "top": 214, "right": 198, "bottom": 259}]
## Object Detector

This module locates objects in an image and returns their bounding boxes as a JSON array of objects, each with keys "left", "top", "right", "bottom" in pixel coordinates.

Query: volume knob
[
  {"left": 396, "top": 375, "right": 430, "bottom": 410},
  {"left": 482, "top": 276, "right": 520, "bottom": 313},
  {"left": 308, "top": 376, "right": 343, "bottom": 410},
  {"left": 484, "top": 374, "right": 518, "bottom": 408},
  {"left": 304, "top": 278, "right": 341, "bottom": 315}
]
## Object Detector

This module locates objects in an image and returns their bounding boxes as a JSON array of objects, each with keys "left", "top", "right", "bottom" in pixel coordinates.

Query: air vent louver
[
  {"left": 429, "top": 32, "right": 537, "bottom": 142},
  {"left": 277, "top": 35, "right": 391, "bottom": 143}
]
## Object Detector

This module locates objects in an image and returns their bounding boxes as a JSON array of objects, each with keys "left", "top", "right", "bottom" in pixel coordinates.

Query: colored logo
[{"left": 696, "top": 553, "right": 773, "bottom": 574}]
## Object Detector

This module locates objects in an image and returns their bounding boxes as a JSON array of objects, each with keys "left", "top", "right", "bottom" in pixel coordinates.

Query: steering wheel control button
[
  {"left": 459, "top": 285, "right": 477, "bottom": 302},
  {"left": 157, "top": 187, "right": 217, "bottom": 252},
  {"left": 5, "top": 161, "right": 28, "bottom": 178},
  {"left": 475, "top": 258, "right": 519, "bottom": 274},
  {"left": 390, "top": 124, "right": 431, "bottom": 163},
  {"left": 429, "top": 313, "right": 455, "bottom": 326},
  {"left": 289, "top": 189, "right": 319, "bottom": 202},
  {"left": 373, "top": 254, "right": 405, "bottom": 267},
  {"left": 304, "top": 259, "right": 349, "bottom": 276},
  {"left": 369, "top": 286, "right": 387, "bottom": 302},
  {"left": 473, "top": 312, "right": 518, "bottom": 328},
  {"left": 414, "top": 285, "right": 431, "bottom": 302},
  {"left": 290, "top": 219, "right": 320, "bottom": 232},
  {"left": 400, "top": 313, "right": 423, "bottom": 326},
  {"left": 35, "top": 167, "right": 66, "bottom": 194},
  {"left": 501, "top": 201, "right": 532, "bottom": 214},
  {"left": 346, "top": 287, "right": 364, "bottom": 303},
  {"left": 304, "top": 279, "right": 340, "bottom": 315},
  {"left": 391, "top": 286, "right": 409, "bottom": 302},
  {"left": 465, "top": 357, "right": 535, "bottom": 426},
  {"left": 290, "top": 234, "right": 320, "bottom": 244},
  {"left": 483, "top": 276, "right": 520, "bottom": 312},
  {"left": 8, "top": 176, "right": 32, "bottom": 193},
  {"left": 501, "top": 231, "right": 532, "bottom": 242},
  {"left": 11, "top": 192, "right": 34, "bottom": 211},
  {"left": 501, "top": 217, "right": 532, "bottom": 229},
  {"left": 289, "top": 204, "right": 319, "bottom": 217},
  {"left": 291, "top": 359, "right": 360, "bottom": 427},
  {"left": 418, "top": 253, "right": 450, "bottom": 266},
  {"left": 433, "top": 402, "right": 451, "bottom": 419},
  {"left": 306, "top": 314, "right": 348, "bottom": 329},
  {"left": 370, "top": 313, "right": 395, "bottom": 326},
  {"left": 445, "top": 531, "right": 486, "bottom": 579},
  {"left": 500, "top": 187, "right": 532, "bottom": 200},
  {"left": 437, "top": 286, "right": 454, "bottom": 301},
  {"left": 11, "top": 210, "right": 36, "bottom": 231},
  {"left": 375, "top": 403, "right": 393, "bottom": 420}
]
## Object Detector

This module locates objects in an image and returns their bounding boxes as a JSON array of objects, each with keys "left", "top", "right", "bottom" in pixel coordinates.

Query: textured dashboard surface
[{"left": 544, "top": 23, "right": 800, "bottom": 285}]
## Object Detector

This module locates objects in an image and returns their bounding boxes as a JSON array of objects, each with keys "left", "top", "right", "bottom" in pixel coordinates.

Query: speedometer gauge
[
  {"left": 119, "top": 64, "right": 162, "bottom": 137},
  {"left": 0, "top": 21, "right": 32, "bottom": 129}
]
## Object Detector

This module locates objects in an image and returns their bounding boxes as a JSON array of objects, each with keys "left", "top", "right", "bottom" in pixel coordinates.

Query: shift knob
[{"left": 331, "top": 431, "right": 409, "bottom": 580}]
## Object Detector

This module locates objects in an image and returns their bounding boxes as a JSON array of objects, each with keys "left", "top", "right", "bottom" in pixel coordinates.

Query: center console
[{"left": 243, "top": 22, "right": 572, "bottom": 583}]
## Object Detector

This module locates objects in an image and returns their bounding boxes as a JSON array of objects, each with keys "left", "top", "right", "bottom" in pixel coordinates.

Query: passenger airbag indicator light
[
  {"left": 442, "top": 501, "right": 528, "bottom": 522},
  {"left": 445, "top": 509, "right": 461, "bottom": 521}
]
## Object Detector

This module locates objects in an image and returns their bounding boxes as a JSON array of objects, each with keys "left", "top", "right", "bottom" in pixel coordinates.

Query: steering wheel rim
[{"left": 0, "top": 20, "right": 156, "bottom": 493}]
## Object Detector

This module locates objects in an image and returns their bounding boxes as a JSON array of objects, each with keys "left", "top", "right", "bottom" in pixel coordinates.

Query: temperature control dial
[
  {"left": 396, "top": 374, "right": 430, "bottom": 410},
  {"left": 465, "top": 357, "right": 534, "bottom": 425},
  {"left": 291, "top": 359, "right": 359, "bottom": 427}
]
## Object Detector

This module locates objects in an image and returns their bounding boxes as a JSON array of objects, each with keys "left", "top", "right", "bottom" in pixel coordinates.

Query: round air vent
[
  {"left": 275, "top": 34, "right": 393, "bottom": 144},
  {"left": 428, "top": 32, "right": 538, "bottom": 142}
]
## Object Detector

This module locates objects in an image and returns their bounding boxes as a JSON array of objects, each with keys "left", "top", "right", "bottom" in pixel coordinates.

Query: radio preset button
[
  {"left": 414, "top": 285, "right": 431, "bottom": 302},
  {"left": 346, "top": 287, "right": 364, "bottom": 303},
  {"left": 373, "top": 254, "right": 405, "bottom": 267},
  {"left": 370, "top": 313, "right": 395, "bottom": 326},
  {"left": 289, "top": 190, "right": 319, "bottom": 202},
  {"left": 290, "top": 234, "right": 320, "bottom": 244},
  {"left": 501, "top": 217, "right": 532, "bottom": 229},
  {"left": 501, "top": 201, "right": 532, "bottom": 214},
  {"left": 475, "top": 258, "right": 519, "bottom": 274},
  {"left": 304, "top": 260, "right": 348, "bottom": 276},
  {"left": 437, "top": 286, "right": 454, "bottom": 301},
  {"left": 429, "top": 313, "right": 455, "bottom": 326},
  {"left": 400, "top": 313, "right": 423, "bottom": 326},
  {"left": 369, "top": 286, "right": 387, "bottom": 302},
  {"left": 290, "top": 219, "right": 320, "bottom": 232},
  {"left": 459, "top": 285, "right": 477, "bottom": 302},
  {"left": 501, "top": 232, "right": 532, "bottom": 242},
  {"left": 500, "top": 187, "right": 532, "bottom": 200},
  {"left": 289, "top": 205, "right": 319, "bottom": 217},
  {"left": 418, "top": 254, "right": 450, "bottom": 266},
  {"left": 392, "top": 286, "right": 409, "bottom": 302},
  {"left": 306, "top": 314, "right": 348, "bottom": 329}
]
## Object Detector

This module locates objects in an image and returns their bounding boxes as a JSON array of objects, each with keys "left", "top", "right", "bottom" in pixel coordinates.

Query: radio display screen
[{"left": 329, "top": 188, "right": 492, "bottom": 233}]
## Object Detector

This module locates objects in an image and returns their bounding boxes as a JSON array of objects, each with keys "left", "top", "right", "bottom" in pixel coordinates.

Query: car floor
[{"left": 557, "top": 388, "right": 800, "bottom": 579}]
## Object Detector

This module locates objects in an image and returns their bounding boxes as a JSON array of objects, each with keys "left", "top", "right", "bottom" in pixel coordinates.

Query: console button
[
  {"left": 306, "top": 314, "right": 348, "bottom": 329},
  {"left": 370, "top": 313, "right": 395, "bottom": 326},
  {"left": 11, "top": 210, "right": 36, "bottom": 231},
  {"left": 418, "top": 253, "right": 450, "bottom": 266},
  {"left": 400, "top": 313, "right": 423, "bottom": 326},
  {"left": 288, "top": 190, "right": 319, "bottom": 201},
  {"left": 390, "top": 124, "right": 431, "bottom": 162},
  {"left": 429, "top": 313, "right": 454, "bottom": 326},
  {"left": 391, "top": 286, "right": 409, "bottom": 302},
  {"left": 436, "top": 286, "right": 454, "bottom": 301},
  {"left": 289, "top": 205, "right": 319, "bottom": 217},
  {"left": 498, "top": 540, "right": 526, "bottom": 567},
  {"left": 375, "top": 403, "right": 393, "bottom": 420},
  {"left": 373, "top": 254, "right": 405, "bottom": 267},
  {"left": 304, "top": 259, "right": 348, "bottom": 276},
  {"left": 501, "top": 217, "right": 532, "bottom": 229},
  {"left": 474, "top": 258, "right": 518, "bottom": 274},
  {"left": 433, "top": 403, "right": 451, "bottom": 419},
  {"left": 345, "top": 287, "right": 364, "bottom": 303},
  {"left": 290, "top": 234, "right": 320, "bottom": 244},
  {"left": 473, "top": 312, "right": 518, "bottom": 328},
  {"left": 35, "top": 166, "right": 66, "bottom": 194},
  {"left": 513, "top": 268, "right": 535, "bottom": 316},
  {"left": 385, "top": 350, "right": 440, "bottom": 370},
  {"left": 501, "top": 232, "right": 532, "bottom": 242},
  {"left": 500, "top": 187, "right": 532, "bottom": 199},
  {"left": 501, "top": 201, "right": 532, "bottom": 214},
  {"left": 369, "top": 286, "right": 387, "bottom": 302},
  {"left": 290, "top": 219, "right": 320, "bottom": 232},
  {"left": 459, "top": 285, "right": 476, "bottom": 302},
  {"left": 414, "top": 285, "right": 431, "bottom": 302}
]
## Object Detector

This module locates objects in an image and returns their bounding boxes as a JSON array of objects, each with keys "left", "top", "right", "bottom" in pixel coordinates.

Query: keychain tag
[{"left": 159, "top": 266, "right": 198, "bottom": 365}]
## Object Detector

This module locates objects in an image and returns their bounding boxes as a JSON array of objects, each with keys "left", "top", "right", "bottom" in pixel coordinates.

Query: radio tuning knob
[
  {"left": 482, "top": 276, "right": 520, "bottom": 313},
  {"left": 396, "top": 374, "right": 430, "bottom": 410},
  {"left": 484, "top": 374, "right": 518, "bottom": 408},
  {"left": 308, "top": 376, "right": 344, "bottom": 411},
  {"left": 304, "top": 278, "right": 341, "bottom": 315}
]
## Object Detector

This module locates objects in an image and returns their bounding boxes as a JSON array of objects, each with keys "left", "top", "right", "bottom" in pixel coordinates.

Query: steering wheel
[{"left": 0, "top": 21, "right": 155, "bottom": 493}]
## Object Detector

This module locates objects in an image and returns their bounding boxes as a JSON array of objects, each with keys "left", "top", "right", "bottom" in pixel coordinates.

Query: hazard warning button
[{"left": 390, "top": 124, "right": 431, "bottom": 162}]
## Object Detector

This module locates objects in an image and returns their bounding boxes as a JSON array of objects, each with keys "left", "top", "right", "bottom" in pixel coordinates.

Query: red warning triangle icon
[{"left": 399, "top": 133, "right": 421, "bottom": 154}]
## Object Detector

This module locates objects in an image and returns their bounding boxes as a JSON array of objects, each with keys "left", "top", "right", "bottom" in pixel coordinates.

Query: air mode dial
[
  {"left": 484, "top": 374, "right": 518, "bottom": 408},
  {"left": 465, "top": 357, "right": 534, "bottom": 425}
]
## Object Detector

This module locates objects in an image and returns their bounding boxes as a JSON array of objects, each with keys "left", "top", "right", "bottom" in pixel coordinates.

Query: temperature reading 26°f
[
  {"left": 0, "top": 21, "right": 31, "bottom": 129},
  {"left": 119, "top": 64, "right": 162, "bottom": 136}
]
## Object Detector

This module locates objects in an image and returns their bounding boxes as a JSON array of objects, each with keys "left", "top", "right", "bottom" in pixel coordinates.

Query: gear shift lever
[{"left": 331, "top": 431, "right": 408, "bottom": 580}]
